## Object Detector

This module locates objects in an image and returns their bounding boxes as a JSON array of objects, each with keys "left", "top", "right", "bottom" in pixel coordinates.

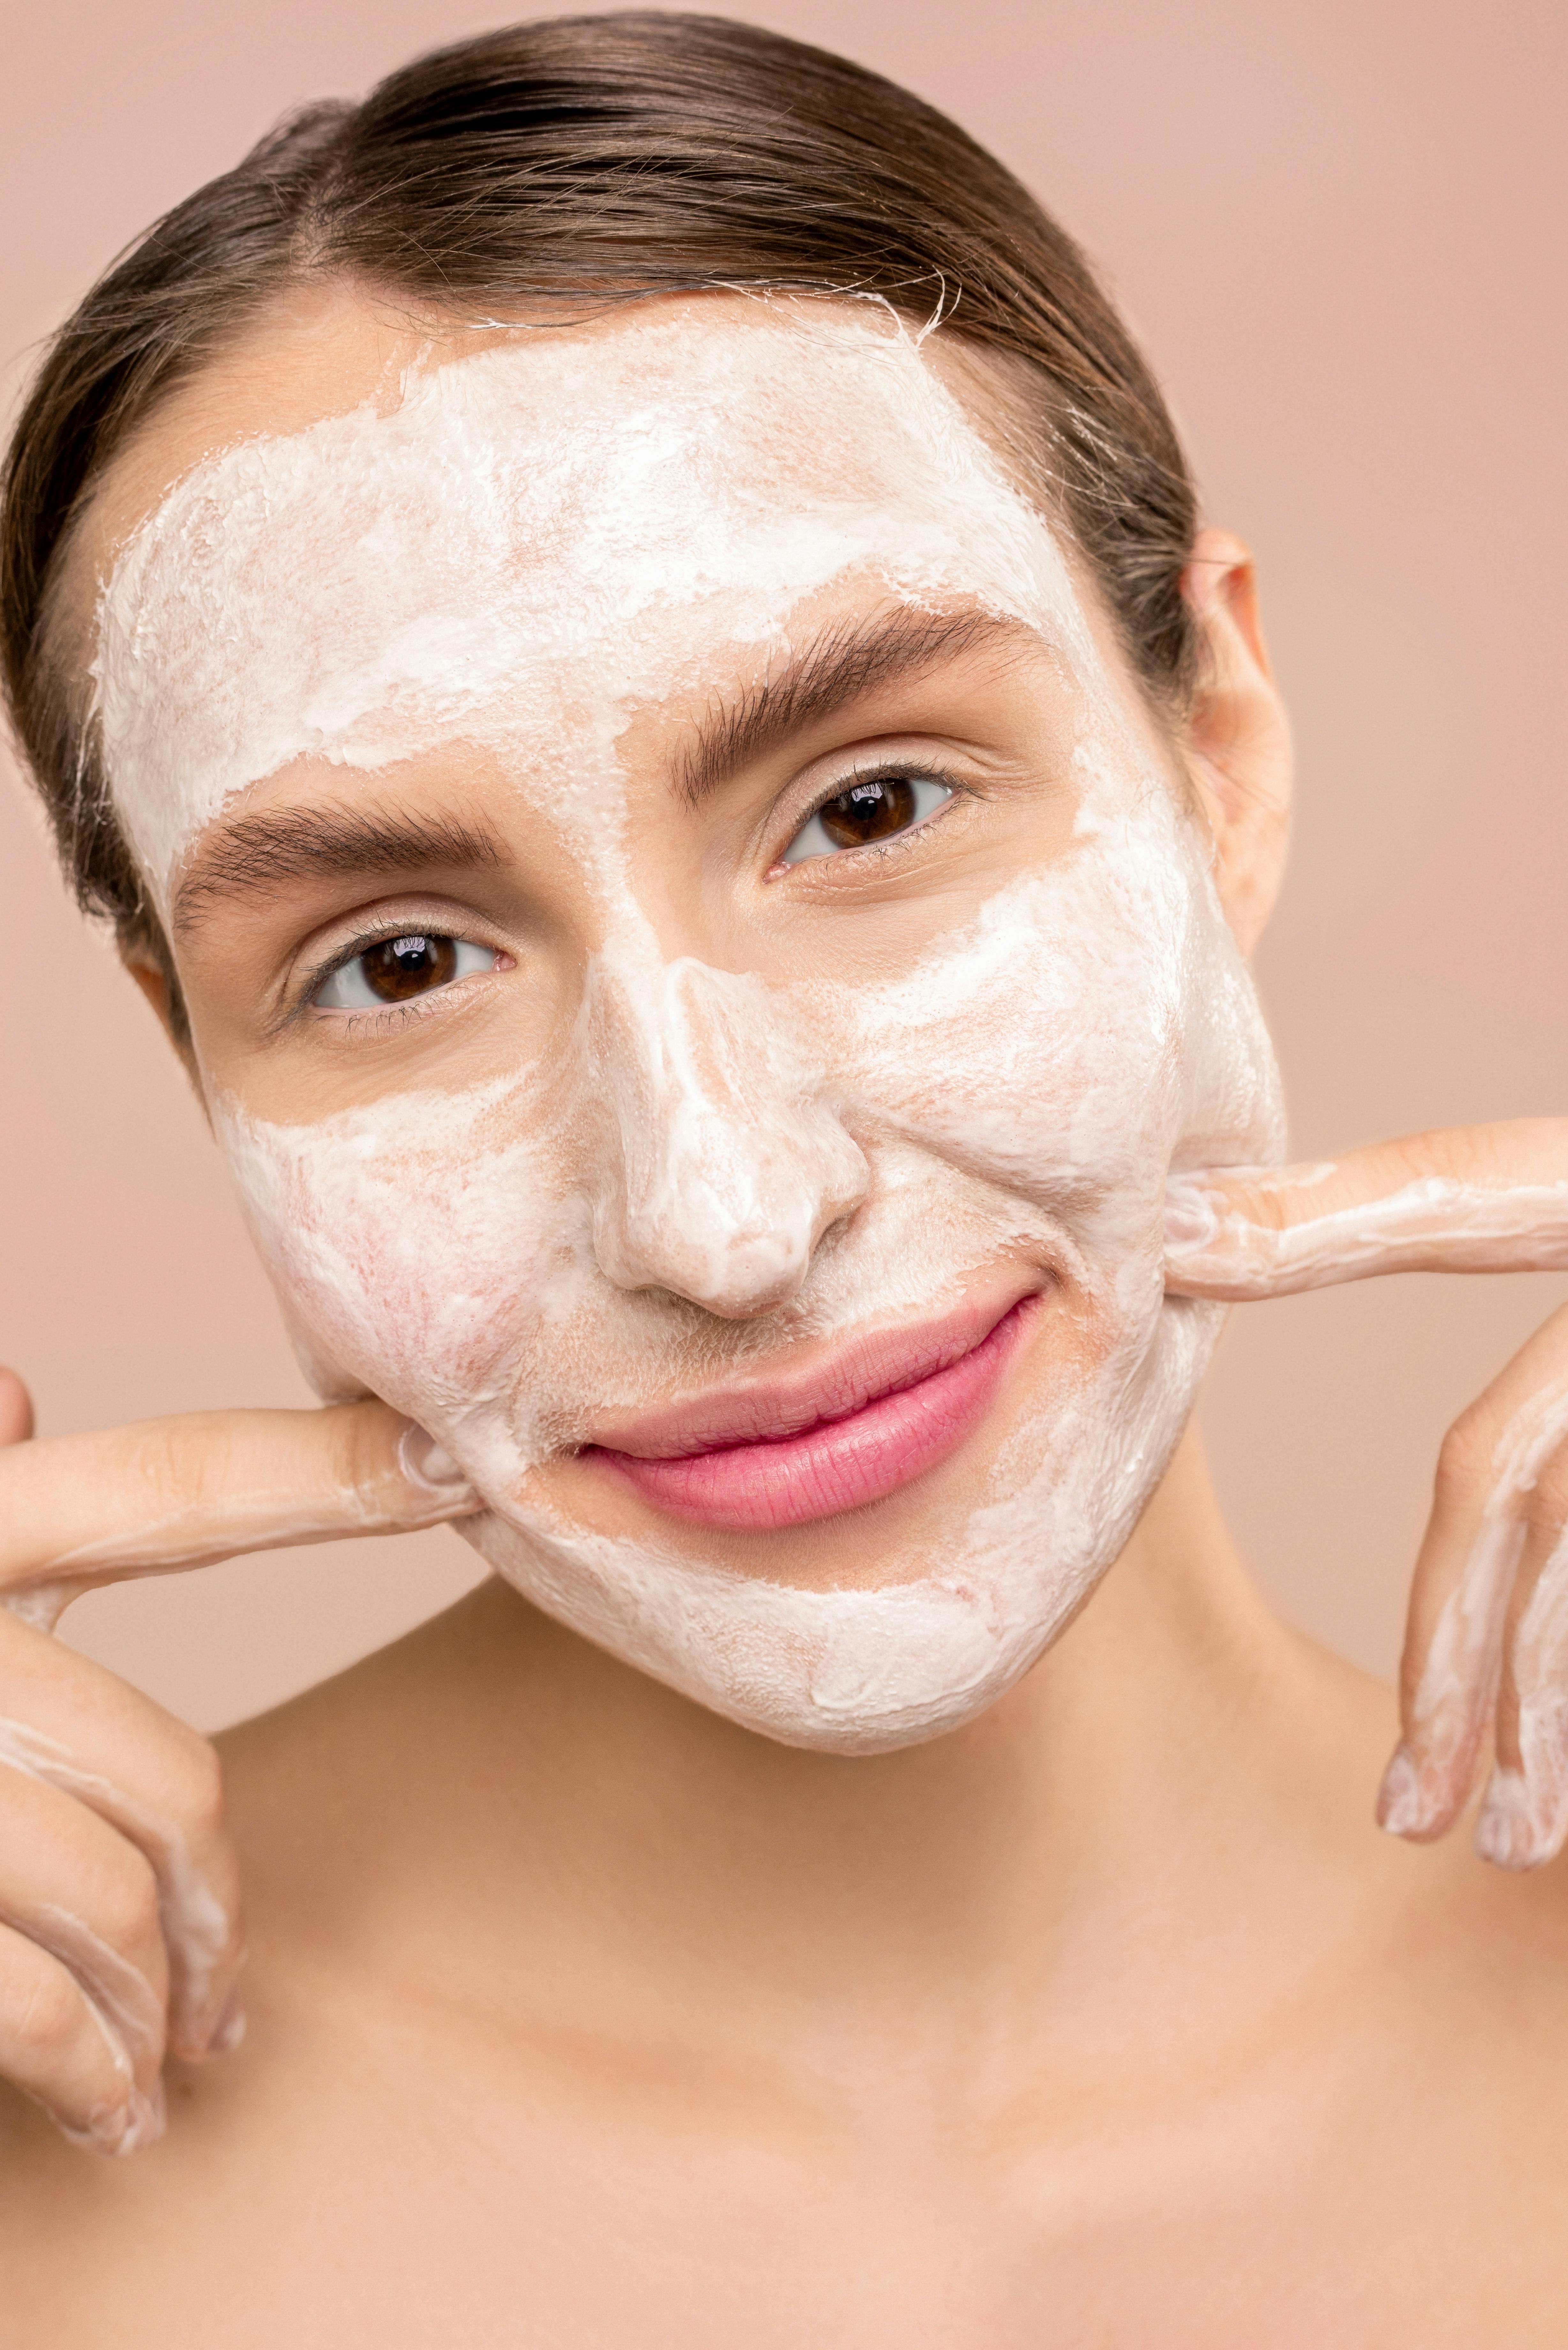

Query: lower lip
[{"left": 585, "top": 1298, "right": 1036, "bottom": 1534}]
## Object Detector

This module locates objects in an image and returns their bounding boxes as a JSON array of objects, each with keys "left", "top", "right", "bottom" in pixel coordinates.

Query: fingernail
[
  {"left": 1376, "top": 1744, "right": 1437, "bottom": 1838},
  {"left": 89, "top": 2077, "right": 166, "bottom": 2157},
  {"left": 398, "top": 1425, "right": 472, "bottom": 1497},
  {"left": 205, "top": 1989, "right": 247, "bottom": 2058},
  {"left": 1163, "top": 1181, "right": 1219, "bottom": 1255},
  {"left": 124, "top": 2077, "right": 167, "bottom": 2151},
  {"left": 1475, "top": 1767, "right": 1539, "bottom": 1870},
  {"left": 71, "top": 2100, "right": 131, "bottom": 2156}
]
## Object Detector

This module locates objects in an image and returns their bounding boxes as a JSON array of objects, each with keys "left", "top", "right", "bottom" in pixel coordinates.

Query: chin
[{"left": 459, "top": 1293, "right": 1222, "bottom": 1754}]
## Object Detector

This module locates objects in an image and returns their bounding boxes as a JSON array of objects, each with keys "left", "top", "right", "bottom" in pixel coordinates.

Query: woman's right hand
[{"left": 0, "top": 1369, "right": 475, "bottom": 2156}]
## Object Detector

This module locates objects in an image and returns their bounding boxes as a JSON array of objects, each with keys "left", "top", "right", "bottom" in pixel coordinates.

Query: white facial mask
[{"left": 96, "top": 301, "right": 1284, "bottom": 1752}]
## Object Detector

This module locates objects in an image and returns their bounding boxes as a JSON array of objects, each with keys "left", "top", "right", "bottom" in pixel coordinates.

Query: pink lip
[{"left": 581, "top": 1289, "right": 1040, "bottom": 1533}]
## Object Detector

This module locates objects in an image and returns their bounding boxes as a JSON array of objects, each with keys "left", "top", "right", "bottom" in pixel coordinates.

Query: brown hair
[{"left": 0, "top": 11, "right": 1199, "bottom": 1017}]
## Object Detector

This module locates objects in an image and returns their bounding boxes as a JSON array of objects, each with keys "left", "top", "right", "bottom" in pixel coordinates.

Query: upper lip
[{"left": 583, "top": 1276, "right": 1042, "bottom": 1461}]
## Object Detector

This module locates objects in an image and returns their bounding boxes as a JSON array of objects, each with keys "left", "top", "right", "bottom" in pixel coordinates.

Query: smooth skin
[{"left": 4, "top": 290, "right": 1568, "bottom": 2345}]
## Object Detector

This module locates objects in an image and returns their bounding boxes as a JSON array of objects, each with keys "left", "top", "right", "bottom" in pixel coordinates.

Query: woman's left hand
[{"left": 1164, "top": 1118, "right": 1568, "bottom": 1869}]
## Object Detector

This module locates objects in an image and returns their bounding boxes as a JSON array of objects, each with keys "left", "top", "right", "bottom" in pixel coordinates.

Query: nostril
[
  {"left": 590, "top": 1127, "right": 869, "bottom": 1316},
  {"left": 592, "top": 1197, "right": 815, "bottom": 1316}
]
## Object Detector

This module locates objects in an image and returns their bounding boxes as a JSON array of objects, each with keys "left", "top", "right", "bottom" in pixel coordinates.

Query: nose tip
[
  {"left": 593, "top": 1106, "right": 868, "bottom": 1317},
  {"left": 586, "top": 953, "right": 869, "bottom": 1318}
]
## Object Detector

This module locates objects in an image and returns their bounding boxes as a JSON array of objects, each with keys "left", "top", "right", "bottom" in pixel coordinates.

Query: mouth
[{"left": 580, "top": 1285, "right": 1041, "bottom": 1533}]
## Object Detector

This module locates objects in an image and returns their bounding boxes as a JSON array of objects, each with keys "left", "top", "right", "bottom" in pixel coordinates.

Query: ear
[
  {"left": 1179, "top": 527, "right": 1293, "bottom": 957},
  {"left": 122, "top": 946, "right": 206, "bottom": 1099}
]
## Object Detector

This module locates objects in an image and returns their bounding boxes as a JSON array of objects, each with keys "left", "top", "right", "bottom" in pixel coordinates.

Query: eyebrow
[
  {"left": 172, "top": 805, "right": 507, "bottom": 937},
  {"left": 170, "top": 606, "right": 1034, "bottom": 933},
  {"left": 676, "top": 606, "right": 1038, "bottom": 805}
]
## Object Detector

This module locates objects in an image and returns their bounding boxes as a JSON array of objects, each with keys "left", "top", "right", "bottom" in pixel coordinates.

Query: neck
[{"left": 266, "top": 1426, "right": 1389, "bottom": 2076}]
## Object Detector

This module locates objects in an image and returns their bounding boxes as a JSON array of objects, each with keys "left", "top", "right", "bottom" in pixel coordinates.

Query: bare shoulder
[
  {"left": 1421, "top": 1832, "right": 1568, "bottom": 2120},
  {"left": 1404, "top": 1828, "right": 1568, "bottom": 2053},
  {"left": 1286, "top": 1830, "right": 1568, "bottom": 2334}
]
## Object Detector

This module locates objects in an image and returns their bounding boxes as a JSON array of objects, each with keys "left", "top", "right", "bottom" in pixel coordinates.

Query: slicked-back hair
[{"left": 0, "top": 11, "right": 1201, "bottom": 1020}]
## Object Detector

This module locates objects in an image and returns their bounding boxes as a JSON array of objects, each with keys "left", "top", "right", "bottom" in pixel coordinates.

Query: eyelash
[
  {"left": 287, "top": 762, "right": 964, "bottom": 1030},
  {"left": 295, "top": 924, "right": 501, "bottom": 1029},
  {"left": 774, "top": 762, "right": 965, "bottom": 872}
]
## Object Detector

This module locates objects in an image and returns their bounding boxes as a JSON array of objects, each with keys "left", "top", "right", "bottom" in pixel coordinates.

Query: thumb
[{"left": 1164, "top": 1120, "right": 1568, "bottom": 1301}]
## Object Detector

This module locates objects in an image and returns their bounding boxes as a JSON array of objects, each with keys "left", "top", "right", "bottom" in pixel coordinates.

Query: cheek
[
  {"left": 815, "top": 862, "right": 1192, "bottom": 1232},
  {"left": 221, "top": 1091, "right": 587, "bottom": 1428}
]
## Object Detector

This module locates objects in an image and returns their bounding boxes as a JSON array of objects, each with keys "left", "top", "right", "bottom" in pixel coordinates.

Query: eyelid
[
  {"left": 286, "top": 907, "right": 504, "bottom": 1026},
  {"left": 313, "top": 934, "right": 499, "bottom": 1013},
  {"left": 773, "top": 760, "right": 965, "bottom": 871}
]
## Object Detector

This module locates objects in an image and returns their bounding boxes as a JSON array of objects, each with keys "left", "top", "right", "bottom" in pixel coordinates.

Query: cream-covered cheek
[{"left": 97, "top": 304, "right": 1284, "bottom": 1752}]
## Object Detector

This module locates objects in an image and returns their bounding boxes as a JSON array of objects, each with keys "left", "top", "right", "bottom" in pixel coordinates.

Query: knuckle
[
  {"left": 1526, "top": 1465, "right": 1568, "bottom": 1540},
  {"left": 129, "top": 1418, "right": 189, "bottom": 1508},
  {"left": 133, "top": 1412, "right": 236, "bottom": 1520},
  {"left": 162, "top": 1728, "right": 226, "bottom": 1841},
  {"left": 94, "top": 1853, "right": 163, "bottom": 1958},
  {"left": 1435, "top": 1411, "right": 1494, "bottom": 1506},
  {"left": 1222, "top": 1179, "right": 1283, "bottom": 1236},
  {"left": 9, "top": 1951, "right": 87, "bottom": 2063},
  {"left": 340, "top": 1402, "right": 395, "bottom": 1497}
]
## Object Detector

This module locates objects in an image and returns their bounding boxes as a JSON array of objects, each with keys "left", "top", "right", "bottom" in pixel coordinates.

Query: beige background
[{"left": 3, "top": 0, "right": 1564, "bottom": 1732}]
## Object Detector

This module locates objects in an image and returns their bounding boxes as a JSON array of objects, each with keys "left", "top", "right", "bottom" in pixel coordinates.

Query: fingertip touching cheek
[{"left": 94, "top": 297, "right": 1285, "bottom": 1753}]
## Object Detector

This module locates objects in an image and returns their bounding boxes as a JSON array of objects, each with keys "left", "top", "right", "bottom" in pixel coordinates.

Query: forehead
[
  {"left": 85, "top": 288, "right": 1097, "bottom": 906},
  {"left": 84, "top": 283, "right": 1050, "bottom": 575}
]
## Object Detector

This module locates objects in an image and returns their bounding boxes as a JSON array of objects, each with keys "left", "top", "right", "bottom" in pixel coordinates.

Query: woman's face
[{"left": 81, "top": 288, "right": 1282, "bottom": 1751}]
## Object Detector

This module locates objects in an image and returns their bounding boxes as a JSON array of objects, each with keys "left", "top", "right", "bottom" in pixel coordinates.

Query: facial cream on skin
[{"left": 94, "top": 300, "right": 1285, "bottom": 1753}]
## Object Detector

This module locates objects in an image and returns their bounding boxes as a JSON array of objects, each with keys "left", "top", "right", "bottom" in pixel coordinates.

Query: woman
[{"left": 3, "top": 13, "right": 1567, "bottom": 2337}]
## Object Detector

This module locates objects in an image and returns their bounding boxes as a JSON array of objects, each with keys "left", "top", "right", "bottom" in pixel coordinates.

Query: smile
[{"left": 580, "top": 1289, "right": 1041, "bottom": 1533}]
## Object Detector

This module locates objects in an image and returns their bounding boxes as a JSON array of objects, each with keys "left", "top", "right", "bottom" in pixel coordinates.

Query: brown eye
[
  {"left": 781, "top": 772, "right": 954, "bottom": 866},
  {"left": 314, "top": 933, "right": 497, "bottom": 1012},
  {"left": 819, "top": 775, "right": 917, "bottom": 846},
  {"left": 361, "top": 935, "right": 456, "bottom": 1000}
]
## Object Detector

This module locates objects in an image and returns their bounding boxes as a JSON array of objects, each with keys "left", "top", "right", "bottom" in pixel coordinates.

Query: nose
[{"left": 585, "top": 952, "right": 869, "bottom": 1318}]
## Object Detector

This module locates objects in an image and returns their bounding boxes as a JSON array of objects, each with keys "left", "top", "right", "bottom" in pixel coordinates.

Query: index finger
[
  {"left": 1164, "top": 1118, "right": 1568, "bottom": 1300},
  {"left": 0, "top": 1404, "right": 477, "bottom": 1618}
]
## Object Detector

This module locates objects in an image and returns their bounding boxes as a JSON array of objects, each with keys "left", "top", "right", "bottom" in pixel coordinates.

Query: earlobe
[{"left": 1179, "top": 527, "right": 1293, "bottom": 958}]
